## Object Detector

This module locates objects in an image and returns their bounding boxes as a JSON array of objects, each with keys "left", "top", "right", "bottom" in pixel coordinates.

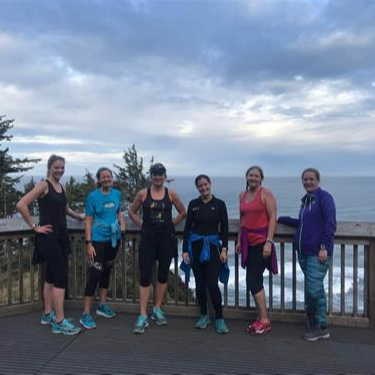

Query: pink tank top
[{"left": 240, "top": 188, "right": 269, "bottom": 246}]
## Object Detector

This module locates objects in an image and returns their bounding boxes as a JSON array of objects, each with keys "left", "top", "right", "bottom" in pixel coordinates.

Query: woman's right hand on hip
[{"left": 34, "top": 225, "right": 53, "bottom": 234}]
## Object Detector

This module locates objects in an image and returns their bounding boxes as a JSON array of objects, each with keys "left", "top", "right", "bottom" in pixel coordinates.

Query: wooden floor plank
[{"left": 0, "top": 308, "right": 374, "bottom": 374}]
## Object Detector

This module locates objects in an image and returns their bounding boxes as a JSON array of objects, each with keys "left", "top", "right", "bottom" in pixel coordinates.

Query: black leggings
[
  {"left": 35, "top": 233, "right": 69, "bottom": 289},
  {"left": 246, "top": 242, "right": 271, "bottom": 295},
  {"left": 84, "top": 241, "right": 120, "bottom": 297},
  {"left": 139, "top": 231, "right": 175, "bottom": 287},
  {"left": 192, "top": 241, "right": 223, "bottom": 319}
]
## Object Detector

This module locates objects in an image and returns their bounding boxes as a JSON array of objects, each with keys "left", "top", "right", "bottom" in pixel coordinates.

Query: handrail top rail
[{"left": 1, "top": 217, "right": 375, "bottom": 239}]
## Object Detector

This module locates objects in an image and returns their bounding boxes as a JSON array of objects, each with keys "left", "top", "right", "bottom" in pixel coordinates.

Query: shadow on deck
[{"left": 0, "top": 309, "right": 374, "bottom": 374}]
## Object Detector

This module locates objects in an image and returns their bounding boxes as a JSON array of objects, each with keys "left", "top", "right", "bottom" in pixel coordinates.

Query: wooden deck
[{"left": 0, "top": 309, "right": 374, "bottom": 374}]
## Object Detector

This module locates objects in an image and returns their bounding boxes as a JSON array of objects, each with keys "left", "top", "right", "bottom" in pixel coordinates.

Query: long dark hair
[{"left": 194, "top": 174, "right": 211, "bottom": 187}]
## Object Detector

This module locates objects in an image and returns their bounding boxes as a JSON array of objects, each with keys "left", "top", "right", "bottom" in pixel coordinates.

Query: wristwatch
[{"left": 320, "top": 244, "right": 326, "bottom": 250}]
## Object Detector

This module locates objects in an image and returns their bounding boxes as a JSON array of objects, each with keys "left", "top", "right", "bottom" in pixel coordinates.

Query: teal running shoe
[
  {"left": 133, "top": 315, "right": 149, "bottom": 334},
  {"left": 215, "top": 319, "right": 229, "bottom": 334},
  {"left": 52, "top": 318, "right": 81, "bottom": 336},
  {"left": 79, "top": 313, "right": 97, "bottom": 330},
  {"left": 195, "top": 315, "right": 210, "bottom": 329},
  {"left": 40, "top": 311, "right": 55, "bottom": 326},
  {"left": 151, "top": 307, "right": 167, "bottom": 325},
  {"left": 96, "top": 303, "right": 116, "bottom": 318}
]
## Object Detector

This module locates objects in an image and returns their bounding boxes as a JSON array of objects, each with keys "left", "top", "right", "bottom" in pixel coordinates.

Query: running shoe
[
  {"left": 304, "top": 326, "right": 330, "bottom": 342},
  {"left": 79, "top": 313, "right": 97, "bottom": 330},
  {"left": 96, "top": 303, "right": 116, "bottom": 318},
  {"left": 52, "top": 318, "right": 81, "bottom": 336},
  {"left": 247, "top": 320, "right": 271, "bottom": 335},
  {"left": 215, "top": 319, "right": 229, "bottom": 334},
  {"left": 40, "top": 311, "right": 56, "bottom": 326},
  {"left": 133, "top": 315, "right": 149, "bottom": 334},
  {"left": 151, "top": 307, "right": 168, "bottom": 325},
  {"left": 195, "top": 315, "right": 210, "bottom": 329}
]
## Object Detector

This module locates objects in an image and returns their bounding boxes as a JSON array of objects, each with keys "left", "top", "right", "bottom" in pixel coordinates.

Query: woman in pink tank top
[{"left": 235, "top": 165, "right": 277, "bottom": 335}]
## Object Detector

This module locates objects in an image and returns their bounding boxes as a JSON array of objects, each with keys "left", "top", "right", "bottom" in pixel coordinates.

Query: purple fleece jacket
[{"left": 278, "top": 188, "right": 336, "bottom": 256}]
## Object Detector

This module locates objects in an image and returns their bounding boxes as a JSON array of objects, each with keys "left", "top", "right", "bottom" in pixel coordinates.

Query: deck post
[{"left": 368, "top": 239, "right": 375, "bottom": 328}]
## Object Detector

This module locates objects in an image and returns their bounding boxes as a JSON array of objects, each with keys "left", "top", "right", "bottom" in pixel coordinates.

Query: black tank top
[
  {"left": 38, "top": 180, "right": 67, "bottom": 232},
  {"left": 142, "top": 188, "right": 173, "bottom": 234}
]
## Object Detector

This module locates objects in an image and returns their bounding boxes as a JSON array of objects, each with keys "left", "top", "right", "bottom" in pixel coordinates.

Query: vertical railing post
[
  {"left": 234, "top": 245, "right": 239, "bottom": 308},
  {"left": 7, "top": 241, "right": 12, "bottom": 306},
  {"left": 30, "top": 240, "right": 35, "bottom": 303},
  {"left": 368, "top": 239, "right": 375, "bottom": 328},
  {"left": 18, "top": 238, "right": 24, "bottom": 304},
  {"left": 280, "top": 242, "right": 285, "bottom": 312}
]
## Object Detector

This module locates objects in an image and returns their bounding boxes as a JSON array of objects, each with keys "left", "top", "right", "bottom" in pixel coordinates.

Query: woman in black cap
[{"left": 129, "top": 163, "right": 186, "bottom": 334}]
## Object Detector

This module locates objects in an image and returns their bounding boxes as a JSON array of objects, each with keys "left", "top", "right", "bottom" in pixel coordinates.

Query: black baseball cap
[{"left": 150, "top": 163, "right": 166, "bottom": 175}]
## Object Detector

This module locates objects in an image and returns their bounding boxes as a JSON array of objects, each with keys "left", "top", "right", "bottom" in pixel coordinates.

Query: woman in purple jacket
[{"left": 278, "top": 168, "right": 336, "bottom": 342}]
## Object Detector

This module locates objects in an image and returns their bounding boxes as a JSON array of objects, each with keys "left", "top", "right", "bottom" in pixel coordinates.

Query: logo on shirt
[
  {"left": 192, "top": 207, "right": 200, "bottom": 211},
  {"left": 103, "top": 201, "right": 115, "bottom": 209}
]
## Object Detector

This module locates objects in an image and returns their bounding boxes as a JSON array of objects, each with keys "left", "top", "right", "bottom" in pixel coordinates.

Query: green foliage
[
  {"left": 113, "top": 144, "right": 153, "bottom": 211},
  {"left": 23, "top": 177, "right": 39, "bottom": 216},
  {"left": 65, "top": 170, "right": 96, "bottom": 211},
  {"left": 0, "top": 115, "right": 40, "bottom": 218}
]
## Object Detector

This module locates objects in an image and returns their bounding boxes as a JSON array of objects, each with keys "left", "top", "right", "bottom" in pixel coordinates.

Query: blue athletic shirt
[{"left": 85, "top": 188, "right": 122, "bottom": 242}]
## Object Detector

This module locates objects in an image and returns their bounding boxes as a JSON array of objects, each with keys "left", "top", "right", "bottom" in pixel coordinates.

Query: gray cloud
[{"left": 0, "top": 0, "right": 374, "bottom": 176}]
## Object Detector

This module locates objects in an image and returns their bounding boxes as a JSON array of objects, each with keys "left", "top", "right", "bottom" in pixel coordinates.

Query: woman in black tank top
[
  {"left": 129, "top": 163, "right": 186, "bottom": 334},
  {"left": 17, "top": 155, "right": 84, "bottom": 336}
]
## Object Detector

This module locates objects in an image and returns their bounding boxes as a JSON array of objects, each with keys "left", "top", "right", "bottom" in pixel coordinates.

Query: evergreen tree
[
  {"left": 113, "top": 144, "right": 153, "bottom": 211},
  {"left": 64, "top": 171, "right": 96, "bottom": 211},
  {"left": 23, "top": 177, "right": 39, "bottom": 216},
  {"left": 0, "top": 115, "right": 40, "bottom": 218}
]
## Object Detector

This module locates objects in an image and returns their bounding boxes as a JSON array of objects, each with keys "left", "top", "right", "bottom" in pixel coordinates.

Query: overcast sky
[{"left": 1, "top": 0, "right": 375, "bottom": 176}]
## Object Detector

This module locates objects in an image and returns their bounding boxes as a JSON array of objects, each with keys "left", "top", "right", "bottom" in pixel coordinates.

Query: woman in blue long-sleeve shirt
[{"left": 278, "top": 168, "right": 336, "bottom": 342}]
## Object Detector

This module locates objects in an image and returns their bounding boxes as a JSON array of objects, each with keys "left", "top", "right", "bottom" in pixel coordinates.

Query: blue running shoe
[
  {"left": 41, "top": 311, "right": 55, "bottom": 326},
  {"left": 52, "top": 318, "right": 81, "bottom": 336},
  {"left": 215, "top": 319, "right": 229, "bottom": 334},
  {"left": 79, "top": 313, "right": 97, "bottom": 330},
  {"left": 195, "top": 315, "right": 210, "bottom": 329},
  {"left": 96, "top": 303, "right": 116, "bottom": 318},
  {"left": 151, "top": 307, "right": 167, "bottom": 325},
  {"left": 133, "top": 315, "right": 149, "bottom": 334}
]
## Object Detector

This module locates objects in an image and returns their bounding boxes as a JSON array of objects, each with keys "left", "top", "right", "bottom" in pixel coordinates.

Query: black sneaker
[{"left": 304, "top": 326, "right": 330, "bottom": 342}]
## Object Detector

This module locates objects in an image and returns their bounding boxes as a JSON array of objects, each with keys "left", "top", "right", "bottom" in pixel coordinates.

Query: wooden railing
[{"left": 1, "top": 218, "right": 374, "bottom": 328}]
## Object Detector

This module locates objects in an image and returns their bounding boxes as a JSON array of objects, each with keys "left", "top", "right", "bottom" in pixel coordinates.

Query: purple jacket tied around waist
[
  {"left": 278, "top": 187, "right": 336, "bottom": 256},
  {"left": 241, "top": 227, "right": 278, "bottom": 274}
]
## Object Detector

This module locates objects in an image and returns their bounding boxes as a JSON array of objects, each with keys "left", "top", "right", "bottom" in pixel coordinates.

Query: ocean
[{"left": 167, "top": 176, "right": 375, "bottom": 222}]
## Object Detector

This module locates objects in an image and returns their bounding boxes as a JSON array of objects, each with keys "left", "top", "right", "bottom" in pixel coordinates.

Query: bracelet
[
  {"left": 85, "top": 240, "right": 92, "bottom": 245},
  {"left": 267, "top": 238, "right": 275, "bottom": 244},
  {"left": 31, "top": 223, "right": 38, "bottom": 230}
]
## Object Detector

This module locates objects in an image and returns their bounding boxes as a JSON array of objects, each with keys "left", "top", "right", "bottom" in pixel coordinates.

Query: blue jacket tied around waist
[
  {"left": 180, "top": 232, "right": 230, "bottom": 284},
  {"left": 93, "top": 219, "right": 121, "bottom": 247}
]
